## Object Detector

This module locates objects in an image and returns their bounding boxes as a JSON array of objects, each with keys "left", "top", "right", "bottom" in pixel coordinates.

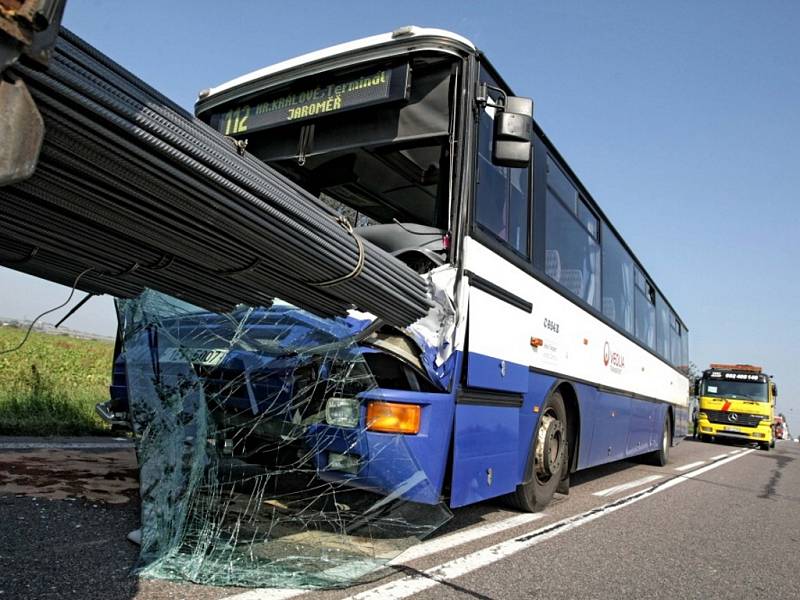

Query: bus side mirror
[
  {"left": 693, "top": 381, "right": 700, "bottom": 396},
  {"left": 772, "top": 383, "right": 778, "bottom": 398},
  {"left": 493, "top": 96, "right": 533, "bottom": 168}
]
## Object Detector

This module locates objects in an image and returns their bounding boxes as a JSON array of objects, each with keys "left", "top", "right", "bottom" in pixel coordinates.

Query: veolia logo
[{"left": 603, "top": 341, "right": 625, "bottom": 373}]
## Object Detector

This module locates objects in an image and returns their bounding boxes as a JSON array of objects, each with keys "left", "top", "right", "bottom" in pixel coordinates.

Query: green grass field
[{"left": 0, "top": 325, "right": 115, "bottom": 436}]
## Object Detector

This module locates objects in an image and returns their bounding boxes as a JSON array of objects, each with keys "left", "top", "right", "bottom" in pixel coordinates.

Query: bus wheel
[
  {"left": 760, "top": 442, "right": 770, "bottom": 451},
  {"left": 507, "top": 391, "right": 567, "bottom": 512},
  {"left": 770, "top": 438, "right": 776, "bottom": 449},
  {"left": 648, "top": 413, "right": 671, "bottom": 466}
]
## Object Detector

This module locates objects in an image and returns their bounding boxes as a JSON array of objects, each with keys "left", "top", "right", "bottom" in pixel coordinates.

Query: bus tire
[
  {"left": 770, "top": 438, "right": 776, "bottom": 449},
  {"left": 507, "top": 391, "right": 567, "bottom": 512},
  {"left": 760, "top": 442, "right": 770, "bottom": 451},
  {"left": 648, "top": 412, "right": 671, "bottom": 466}
]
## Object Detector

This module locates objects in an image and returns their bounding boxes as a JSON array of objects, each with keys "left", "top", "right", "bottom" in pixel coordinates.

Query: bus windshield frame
[{"left": 198, "top": 51, "right": 465, "bottom": 234}]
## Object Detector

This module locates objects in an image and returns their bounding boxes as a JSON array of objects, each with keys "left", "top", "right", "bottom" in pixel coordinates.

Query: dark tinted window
[
  {"left": 681, "top": 327, "right": 689, "bottom": 373},
  {"left": 474, "top": 69, "right": 530, "bottom": 256},
  {"left": 548, "top": 158, "right": 578, "bottom": 211},
  {"left": 670, "top": 316, "right": 678, "bottom": 365},
  {"left": 577, "top": 200, "right": 598, "bottom": 239},
  {"left": 545, "top": 157, "right": 600, "bottom": 308},
  {"left": 634, "top": 269, "right": 655, "bottom": 349},
  {"left": 656, "top": 292, "right": 670, "bottom": 359},
  {"left": 670, "top": 314, "right": 683, "bottom": 368},
  {"left": 601, "top": 224, "right": 634, "bottom": 333}
]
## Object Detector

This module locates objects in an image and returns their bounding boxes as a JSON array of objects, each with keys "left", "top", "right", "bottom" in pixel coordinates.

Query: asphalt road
[{"left": 1, "top": 436, "right": 797, "bottom": 599}]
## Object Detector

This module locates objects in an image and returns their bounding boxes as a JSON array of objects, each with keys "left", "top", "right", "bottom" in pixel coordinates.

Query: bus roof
[
  {"left": 196, "top": 26, "right": 689, "bottom": 334},
  {"left": 201, "top": 26, "right": 477, "bottom": 101}
]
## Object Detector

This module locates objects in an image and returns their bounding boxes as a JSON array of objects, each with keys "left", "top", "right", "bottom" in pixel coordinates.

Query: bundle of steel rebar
[{"left": 0, "top": 28, "right": 431, "bottom": 327}]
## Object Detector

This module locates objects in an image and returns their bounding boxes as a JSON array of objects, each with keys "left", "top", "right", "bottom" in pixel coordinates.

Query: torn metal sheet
[{"left": 118, "top": 290, "right": 453, "bottom": 588}]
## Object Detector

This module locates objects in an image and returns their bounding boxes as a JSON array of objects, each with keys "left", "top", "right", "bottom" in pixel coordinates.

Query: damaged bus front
[
  {"left": 104, "top": 28, "right": 478, "bottom": 511},
  {"left": 111, "top": 281, "right": 460, "bottom": 504}
]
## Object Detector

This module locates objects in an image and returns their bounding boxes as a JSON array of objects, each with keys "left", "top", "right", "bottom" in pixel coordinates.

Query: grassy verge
[{"left": 0, "top": 325, "right": 114, "bottom": 436}]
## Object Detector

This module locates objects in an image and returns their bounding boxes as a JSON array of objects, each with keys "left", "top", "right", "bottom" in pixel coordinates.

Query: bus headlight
[{"left": 325, "top": 397, "right": 360, "bottom": 428}]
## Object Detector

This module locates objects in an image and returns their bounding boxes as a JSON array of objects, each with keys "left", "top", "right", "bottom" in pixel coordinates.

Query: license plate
[
  {"left": 722, "top": 426, "right": 741, "bottom": 433},
  {"left": 191, "top": 349, "right": 228, "bottom": 367},
  {"left": 160, "top": 347, "right": 227, "bottom": 366}
]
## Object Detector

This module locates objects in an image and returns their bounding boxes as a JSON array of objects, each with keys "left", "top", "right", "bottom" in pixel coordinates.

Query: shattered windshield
[
  {"left": 158, "top": 301, "right": 372, "bottom": 356},
  {"left": 119, "top": 290, "right": 453, "bottom": 588}
]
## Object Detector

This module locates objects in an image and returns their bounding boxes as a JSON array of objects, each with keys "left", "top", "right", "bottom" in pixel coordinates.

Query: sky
[{"left": 1, "top": 0, "right": 798, "bottom": 432}]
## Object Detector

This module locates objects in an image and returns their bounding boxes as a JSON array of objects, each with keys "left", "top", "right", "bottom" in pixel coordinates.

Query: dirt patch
[{"left": 0, "top": 448, "right": 139, "bottom": 503}]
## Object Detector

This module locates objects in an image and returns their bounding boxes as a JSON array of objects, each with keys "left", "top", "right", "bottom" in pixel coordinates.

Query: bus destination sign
[{"left": 212, "top": 64, "right": 410, "bottom": 136}]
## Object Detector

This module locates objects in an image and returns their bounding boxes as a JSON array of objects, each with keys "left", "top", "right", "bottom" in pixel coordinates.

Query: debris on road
[{"left": 0, "top": 448, "right": 138, "bottom": 504}]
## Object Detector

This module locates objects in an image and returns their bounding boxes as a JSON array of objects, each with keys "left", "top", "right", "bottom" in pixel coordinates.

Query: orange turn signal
[{"left": 366, "top": 401, "right": 421, "bottom": 434}]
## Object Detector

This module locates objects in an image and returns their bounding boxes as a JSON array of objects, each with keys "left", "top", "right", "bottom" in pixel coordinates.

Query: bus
[{"left": 111, "top": 26, "right": 691, "bottom": 513}]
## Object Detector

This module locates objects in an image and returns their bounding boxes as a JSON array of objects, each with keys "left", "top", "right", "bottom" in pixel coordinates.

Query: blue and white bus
[{"left": 112, "top": 26, "right": 690, "bottom": 513}]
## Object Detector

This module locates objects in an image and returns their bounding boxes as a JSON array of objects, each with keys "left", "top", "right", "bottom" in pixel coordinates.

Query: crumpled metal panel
[{"left": 118, "top": 290, "right": 451, "bottom": 588}]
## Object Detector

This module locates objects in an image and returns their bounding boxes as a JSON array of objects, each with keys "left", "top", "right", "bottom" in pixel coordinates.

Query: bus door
[
  {"left": 450, "top": 71, "right": 535, "bottom": 506},
  {"left": 448, "top": 246, "right": 534, "bottom": 506},
  {"left": 449, "top": 256, "right": 534, "bottom": 507}
]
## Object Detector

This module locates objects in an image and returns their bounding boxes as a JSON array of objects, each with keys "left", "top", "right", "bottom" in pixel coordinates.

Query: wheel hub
[{"left": 534, "top": 413, "right": 565, "bottom": 480}]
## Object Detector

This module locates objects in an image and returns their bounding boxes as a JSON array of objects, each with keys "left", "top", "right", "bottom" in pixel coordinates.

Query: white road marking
[
  {"left": 674, "top": 460, "right": 706, "bottom": 472},
  {"left": 345, "top": 450, "right": 756, "bottom": 600},
  {"left": 592, "top": 475, "right": 664, "bottom": 497},
  {"left": 219, "top": 513, "right": 545, "bottom": 600},
  {"left": 220, "top": 590, "right": 305, "bottom": 600},
  {"left": 0, "top": 441, "right": 133, "bottom": 450},
  {"left": 389, "top": 512, "right": 544, "bottom": 563},
  {"left": 709, "top": 454, "right": 729, "bottom": 461}
]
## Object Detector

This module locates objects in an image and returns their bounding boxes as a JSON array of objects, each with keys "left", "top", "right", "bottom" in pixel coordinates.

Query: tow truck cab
[{"left": 695, "top": 364, "right": 776, "bottom": 451}]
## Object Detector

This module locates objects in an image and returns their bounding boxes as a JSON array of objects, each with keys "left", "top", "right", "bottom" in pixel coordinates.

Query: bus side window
[
  {"left": 656, "top": 293, "right": 670, "bottom": 360},
  {"left": 681, "top": 324, "right": 689, "bottom": 372},
  {"left": 544, "top": 157, "right": 601, "bottom": 309},
  {"left": 670, "top": 314, "right": 682, "bottom": 368},
  {"left": 601, "top": 223, "right": 635, "bottom": 334},
  {"left": 634, "top": 269, "right": 656, "bottom": 350},
  {"left": 474, "top": 76, "right": 530, "bottom": 257}
]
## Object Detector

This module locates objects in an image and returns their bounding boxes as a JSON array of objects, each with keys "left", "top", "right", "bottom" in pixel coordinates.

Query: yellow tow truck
[{"left": 695, "top": 364, "right": 777, "bottom": 451}]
